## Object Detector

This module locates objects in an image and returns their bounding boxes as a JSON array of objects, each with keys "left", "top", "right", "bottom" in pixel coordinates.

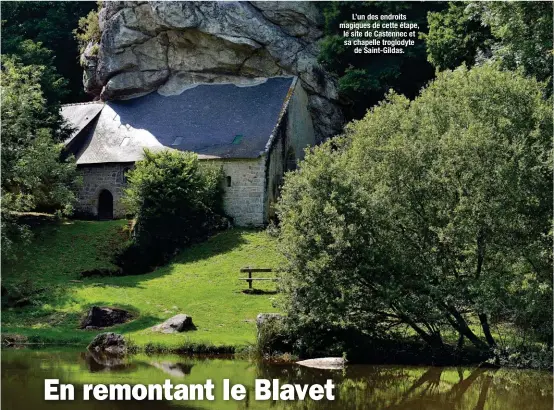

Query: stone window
[{"left": 226, "top": 176, "right": 232, "bottom": 187}]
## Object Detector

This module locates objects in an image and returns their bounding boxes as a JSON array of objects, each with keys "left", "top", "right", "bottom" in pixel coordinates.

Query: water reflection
[
  {"left": 82, "top": 350, "right": 137, "bottom": 373},
  {"left": 1, "top": 350, "right": 552, "bottom": 409}
]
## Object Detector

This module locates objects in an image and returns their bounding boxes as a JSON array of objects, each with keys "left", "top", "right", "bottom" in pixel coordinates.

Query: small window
[{"left": 226, "top": 176, "right": 232, "bottom": 187}]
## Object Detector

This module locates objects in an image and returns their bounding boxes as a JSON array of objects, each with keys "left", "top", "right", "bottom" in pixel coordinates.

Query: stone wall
[
  {"left": 77, "top": 159, "right": 267, "bottom": 225},
  {"left": 76, "top": 163, "right": 133, "bottom": 218},
  {"left": 209, "top": 158, "right": 267, "bottom": 227},
  {"left": 75, "top": 83, "right": 314, "bottom": 225}
]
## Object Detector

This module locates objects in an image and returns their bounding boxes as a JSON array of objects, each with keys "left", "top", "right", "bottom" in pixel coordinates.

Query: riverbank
[{"left": 2, "top": 220, "right": 282, "bottom": 351}]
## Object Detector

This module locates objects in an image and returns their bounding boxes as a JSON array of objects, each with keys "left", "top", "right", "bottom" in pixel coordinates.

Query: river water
[{"left": 2, "top": 349, "right": 552, "bottom": 409}]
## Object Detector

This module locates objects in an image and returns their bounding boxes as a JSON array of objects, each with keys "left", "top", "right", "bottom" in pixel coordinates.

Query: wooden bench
[{"left": 239, "top": 267, "right": 279, "bottom": 289}]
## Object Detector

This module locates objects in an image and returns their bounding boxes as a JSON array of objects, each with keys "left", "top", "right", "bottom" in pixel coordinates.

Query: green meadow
[{"left": 1, "top": 220, "right": 283, "bottom": 350}]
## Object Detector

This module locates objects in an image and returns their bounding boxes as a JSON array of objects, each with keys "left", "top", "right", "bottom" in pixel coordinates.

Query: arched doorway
[{"left": 98, "top": 189, "right": 113, "bottom": 220}]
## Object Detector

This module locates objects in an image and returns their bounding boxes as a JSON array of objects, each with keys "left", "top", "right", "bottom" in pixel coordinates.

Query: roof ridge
[{"left": 62, "top": 101, "right": 104, "bottom": 107}]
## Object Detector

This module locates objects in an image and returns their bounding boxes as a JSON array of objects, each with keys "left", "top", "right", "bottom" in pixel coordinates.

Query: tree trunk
[
  {"left": 478, "top": 313, "right": 496, "bottom": 347},
  {"left": 457, "top": 332, "right": 465, "bottom": 349},
  {"left": 443, "top": 305, "right": 489, "bottom": 351},
  {"left": 399, "top": 313, "right": 444, "bottom": 348}
]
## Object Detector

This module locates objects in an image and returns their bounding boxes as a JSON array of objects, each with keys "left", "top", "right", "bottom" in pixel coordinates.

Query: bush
[{"left": 116, "top": 149, "right": 225, "bottom": 274}]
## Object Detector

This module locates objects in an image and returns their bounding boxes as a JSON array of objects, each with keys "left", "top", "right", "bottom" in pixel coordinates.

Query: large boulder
[
  {"left": 87, "top": 332, "right": 126, "bottom": 355},
  {"left": 80, "top": 306, "right": 133, "bottom": 329},
  {"left": 82, "top": 1, "right": 344, "bottom": 142},
  {"left": 151, "top": 314, "right": 195, "bottom": 333}
]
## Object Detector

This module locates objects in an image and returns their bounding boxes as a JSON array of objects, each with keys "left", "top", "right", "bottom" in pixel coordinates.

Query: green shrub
[{"left": 117, "top": 149, "right": 225, "bottom": 274}]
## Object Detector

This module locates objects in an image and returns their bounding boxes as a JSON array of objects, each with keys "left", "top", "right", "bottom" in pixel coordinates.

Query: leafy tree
[
  {"left": 318, "top": 2, "right": 445, "bottom": 119},
  {"left": 118, "top": 150, "right": 224, "bottom": 273},
  {"left": 422, "top": 2, "right": 492, "bottom": 71},
  {"left": 2, "top": 40, "right": 69, "bottom": 132},
  {"left": 1, "top": 1, "right": 97, "bottom": 102},
  {"left": 423, "top": 2, "right": 553, "bottom": 84},
  {"left": 1, "top": 57, "right": 81, "bottom": 261},
  {"left": 277, "top": 64, "right": 552, "bottom": 353}
]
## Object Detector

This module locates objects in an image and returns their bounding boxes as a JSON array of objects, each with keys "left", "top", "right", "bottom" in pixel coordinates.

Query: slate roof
[
  {"left": 61, "top": 102, "right": 104, "bottom": 143},
  {"left": 62, "top": 77, "right": 296, "bottom": 165}
]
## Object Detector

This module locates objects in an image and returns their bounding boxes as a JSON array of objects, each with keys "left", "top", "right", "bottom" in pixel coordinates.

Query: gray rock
[
  {"left": 87, "top": 332, "right": 127, "bottom": 355},
  {"left": 151, "top": 314, "right": 195, "bottom": 333},
  {"left": 81, "top": 1, "right": 345, "bottom": 141},
  {"left": 296, "top": 357, "right": 346, "bottom": 370},
  {"left": 80, "top": 306, "right": 133, "bottom": 329}
]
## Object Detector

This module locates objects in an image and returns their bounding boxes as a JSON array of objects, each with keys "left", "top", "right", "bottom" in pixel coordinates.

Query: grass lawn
[{"left": 1, "top": 220, "right": 283, "bottom": 350}]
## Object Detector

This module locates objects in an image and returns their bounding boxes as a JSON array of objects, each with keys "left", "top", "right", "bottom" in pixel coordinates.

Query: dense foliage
[
  {"left": 117, "top": 150, "right": 225, "bottom": 274},
  {"left": 1, "top": 1, "right": 97, "bottom": 102},
  {"left": 422, "top": 2, "right": 491, "bottom": 71},
  {"left": 277, "top": 65, "right": 552, "bottom": 355},
  {"left": 1, "top": 56, "right": 81, "bottom": 261},
  {"left": 317, "top": 1, "right": 445, "bottom": 119},
  {"left": 74, "top": 7, "right": 101, "bottom": 54},
  {"left": 423, "top": 2, "right": 553, "bottom": 84}
]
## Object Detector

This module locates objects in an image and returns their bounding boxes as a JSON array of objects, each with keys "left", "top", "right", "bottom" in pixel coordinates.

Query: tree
[
  {"left": 2, "top": 40, "right": 70, "bottom": 134},
  {"left": 277, "top": 64, "right": 552, "bottom": 352},
  {"left": 1, "top": 57, "right": 81, "bottom": 261},
  {"left": 317, "top": 2, "right": 446, "bottom": 119},
  {"left": 1, "top": 1, "right": 97, "bottom": 102},
  {"left": 422, "top": 2, "right": 492, "bottom": 71},
  {"left": 118, "top": 149, "right": 224, "bottom": 273},
  {"left": 423, "top": 2, "right": 553, "bottom": 84}
]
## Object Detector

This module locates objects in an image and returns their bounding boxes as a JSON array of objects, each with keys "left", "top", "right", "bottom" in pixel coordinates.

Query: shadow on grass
[
  {"left": 241, "top": 289, "right": 279, "bottom": 295},
  {"left": 88, "top": 227, "right": 252, "bottom": 289},
  {"left": 3, "top": 228, "right": 253, "bottom": 317}
]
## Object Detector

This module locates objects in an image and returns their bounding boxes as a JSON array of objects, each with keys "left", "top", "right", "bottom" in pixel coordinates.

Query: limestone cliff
[{"left": 82, "top": 1, "right": 344, "bottom": 141}]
